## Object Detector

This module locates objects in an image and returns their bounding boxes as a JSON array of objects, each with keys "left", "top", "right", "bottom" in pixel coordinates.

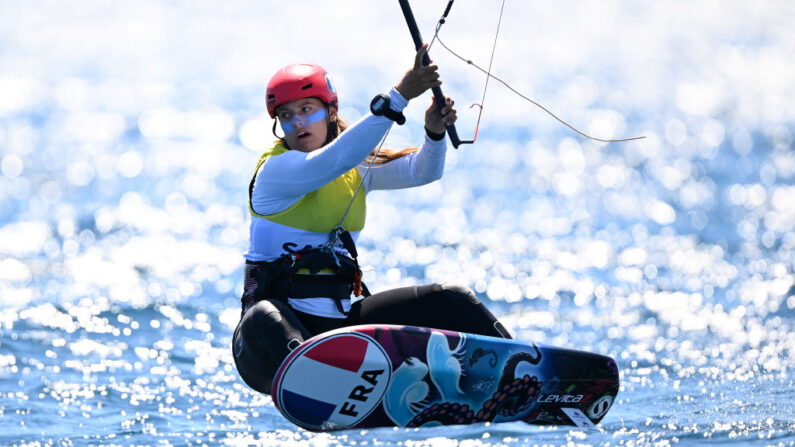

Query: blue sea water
[{"left": 1, "top": 1, "right": 793, "bottom": 446}]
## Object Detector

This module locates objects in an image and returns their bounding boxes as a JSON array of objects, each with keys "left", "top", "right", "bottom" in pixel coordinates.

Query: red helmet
[{"left": 266, "top": 63, "right": 338, "bottom": 118}]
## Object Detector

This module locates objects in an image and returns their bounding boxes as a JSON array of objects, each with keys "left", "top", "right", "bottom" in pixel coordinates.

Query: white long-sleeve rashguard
[{"left": 250, "top": 88, "right": 447, "bottom": 216}]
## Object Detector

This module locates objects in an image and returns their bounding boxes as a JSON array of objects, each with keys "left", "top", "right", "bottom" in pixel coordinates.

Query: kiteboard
[{"left": 271, "top": 324, "right": 619, "bottom": 431}]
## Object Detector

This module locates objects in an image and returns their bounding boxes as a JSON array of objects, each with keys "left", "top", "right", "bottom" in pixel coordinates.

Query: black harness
[{"left": 243, "top": 229, "right": 370, "bottom": 315}]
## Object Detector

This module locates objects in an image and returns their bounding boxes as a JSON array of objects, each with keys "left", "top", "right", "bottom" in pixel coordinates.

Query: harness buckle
[{"left": 353, "top": 270, "right": 363, "bottom": 297}]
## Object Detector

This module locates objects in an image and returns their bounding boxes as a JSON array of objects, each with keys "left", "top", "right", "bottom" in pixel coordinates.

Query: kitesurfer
[{"left": 233, "top": 45, "right": 511, "bottom": 395}]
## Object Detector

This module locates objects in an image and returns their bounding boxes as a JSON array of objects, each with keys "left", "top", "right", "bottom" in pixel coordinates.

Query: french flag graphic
[{"left": 275, "top": 332, "right": 392, "bottom": 429}]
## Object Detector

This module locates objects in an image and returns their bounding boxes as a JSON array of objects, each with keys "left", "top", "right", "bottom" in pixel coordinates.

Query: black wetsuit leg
[
  {"left": 296, "top": 283, "right": 512, "bottom": 339},
  {"left": 232, "top": 299, "right": 312, "bottom": 394},
  {"left": 232, "top": 283, "right": 509, "bottom": 395}
]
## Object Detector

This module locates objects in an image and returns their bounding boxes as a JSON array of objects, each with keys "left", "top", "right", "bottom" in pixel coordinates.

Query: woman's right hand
[{"left": 395, "top": 44, "right": 442, "bottom": 100}]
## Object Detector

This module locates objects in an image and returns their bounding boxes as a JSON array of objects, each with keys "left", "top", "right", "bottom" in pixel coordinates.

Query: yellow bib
[{"left": 248, "top": 142, "right": 366, "bottom": 233}]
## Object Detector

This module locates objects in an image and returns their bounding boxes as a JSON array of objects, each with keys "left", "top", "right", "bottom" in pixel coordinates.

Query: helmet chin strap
[
  {"left": 324, "top": 104, "right": 335, "bottom": 146},
  {"left": 272, "top": 120, "right": 288, "bottom": 148}
]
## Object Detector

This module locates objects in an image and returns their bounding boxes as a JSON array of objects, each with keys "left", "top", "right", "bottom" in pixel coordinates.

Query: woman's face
[{"left": 275, "top": 97, "right": 337, "bottom": 152}]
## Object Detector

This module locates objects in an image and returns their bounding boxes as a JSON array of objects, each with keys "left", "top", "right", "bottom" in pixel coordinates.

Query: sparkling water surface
[{"left": 1, "top": 1, "right": 793, "bottom": 446}]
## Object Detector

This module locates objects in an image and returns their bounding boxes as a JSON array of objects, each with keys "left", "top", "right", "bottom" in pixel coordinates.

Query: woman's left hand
[{"left": 425, "top": 96, "right": 457, "bottom": 135}]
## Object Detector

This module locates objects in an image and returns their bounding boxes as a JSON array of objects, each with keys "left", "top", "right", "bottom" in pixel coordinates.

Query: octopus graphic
[
  {"left": 383, "top": 331, "right": 544, "bottom": 427},
  {"left": 383, "top": 357, "right": 431, "bottom": 426},
  {"left": 383, "top": 331, "right": 465, "bottom": 426}
]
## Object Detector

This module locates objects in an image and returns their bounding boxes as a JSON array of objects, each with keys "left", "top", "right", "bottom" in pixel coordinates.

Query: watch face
[{"left": 373, "top": 97, "right": 386, "bottom": 111}]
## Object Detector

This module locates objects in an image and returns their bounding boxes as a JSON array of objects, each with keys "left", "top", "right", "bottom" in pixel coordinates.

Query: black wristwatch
[{"left": 370, "top": 94, "right": 406, "bottom": 125}]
